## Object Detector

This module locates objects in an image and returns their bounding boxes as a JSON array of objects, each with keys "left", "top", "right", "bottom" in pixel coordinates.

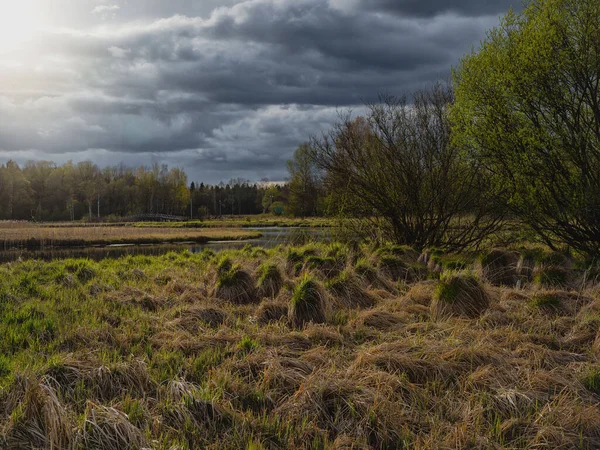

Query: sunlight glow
[{"left": 0, "top": 1, "right": 44, "bottom": 53}]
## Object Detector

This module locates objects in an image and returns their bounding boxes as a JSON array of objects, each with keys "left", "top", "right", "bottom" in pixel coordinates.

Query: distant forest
[{"left": 0, "top": 158, "right": 322, "bottom": 221}]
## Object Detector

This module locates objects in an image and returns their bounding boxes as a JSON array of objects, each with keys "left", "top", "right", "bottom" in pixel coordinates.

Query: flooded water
[{"left": 0, "top": 227, "right": 332, "bottom": 263}]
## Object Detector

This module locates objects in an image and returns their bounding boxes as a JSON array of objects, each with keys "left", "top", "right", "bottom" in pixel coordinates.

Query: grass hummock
[
  {"left": 256, "top": 262, "right": 283, "bottom": 299},
  {"left": 288, "top": 275, "right": 327, "bottom": 328},
  {"left": 431, "top": 272, "right": 489, "bottom": 320},
  {"left": 534, "top": 266, "right": 570, "bottom": 288},
  {"left": 325, "top": 270, "right": 376, "bottom": 309},
  {"left": 479, "top": 248, "right": 518, "bottom": 286},
  {"left": 214, "top": 266, "right": 257, "bottom": 304}
]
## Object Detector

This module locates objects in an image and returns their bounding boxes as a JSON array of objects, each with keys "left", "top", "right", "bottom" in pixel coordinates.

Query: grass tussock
[
  {"left": 214, "top": 265, "right": 257, "bottom": 304},
  {"left": 431, "top": 272, "right": 490, "bottom": 320},
  {"left": 288, "top": 275, "right": 328, "bottom": 328},
  {"left": 355, "top": 309, "right": 407, "bottom": 331},
  {"left": 534, "top": 266, "right": 571, "bottom": 288},
  {"left": 256, "top": 262, "right": 284, "bottom": 299},
  {"left": 479, "top": 248, "right": 519, "bottom": 286},
  {"left": 168, "top": 305, "right": 228, "bottom": 331},
  {"left": 75, "top": 402, "right": 148, "bottom": 449},
  {"left": 325, "top": 270, "right": 376, "bottom": 309},
  {"left": 256, "top": 301, "right": 288, "bottom": 325}
]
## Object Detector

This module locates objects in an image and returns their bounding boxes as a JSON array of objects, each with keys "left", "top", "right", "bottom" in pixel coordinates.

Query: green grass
[
  {"left": 529, "top": 293, "right": 561, "bottom": 310},
  {"left": 534, "top": 267, "right": 569, "bottom": 287},
  {"left": 582, "top": 368, "right": 600, "bottom": 395}
]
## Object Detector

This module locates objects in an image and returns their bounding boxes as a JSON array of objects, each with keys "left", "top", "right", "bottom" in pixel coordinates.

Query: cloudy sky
[{"left": 0, "top": 0, "right": 519, "bottom": 184}]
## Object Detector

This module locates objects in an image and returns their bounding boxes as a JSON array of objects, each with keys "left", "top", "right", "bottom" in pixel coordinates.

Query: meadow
[{"left": 1, "top": 241, "right": 600, "bottom": 449}]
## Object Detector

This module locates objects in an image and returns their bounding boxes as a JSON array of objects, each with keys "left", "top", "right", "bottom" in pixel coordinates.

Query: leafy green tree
[
  {"left": 287, "top": 144, "right": 320, "bottom": 218},
  {"left": 270, "top": 201, "right": 285, "bottom": 216},
  {"left": 261, "top": 186, "right": 279, "bottom": 214},
  {"left": 76, "top": 161, "right": 104, "bottom": 219},
  {"left": 451, "top": 0, "right": 600, "bottom": 256},
  {"left": 0, "top": 161, "right": 33, "bottom": 219}
]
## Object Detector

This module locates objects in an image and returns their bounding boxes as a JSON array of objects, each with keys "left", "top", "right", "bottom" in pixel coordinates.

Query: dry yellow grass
[{"left": 0, "top": 224, "right": 260, "bottom": 248}]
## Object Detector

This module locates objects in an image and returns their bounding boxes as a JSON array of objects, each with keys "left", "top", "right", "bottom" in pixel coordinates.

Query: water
[{"left": 0, "top": 227, "right": 332, "bottom": 263}]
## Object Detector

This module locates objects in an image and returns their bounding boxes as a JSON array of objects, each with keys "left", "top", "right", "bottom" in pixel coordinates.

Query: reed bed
[{"left": 0, "top": 225, "right": 260, "bottom": 250}]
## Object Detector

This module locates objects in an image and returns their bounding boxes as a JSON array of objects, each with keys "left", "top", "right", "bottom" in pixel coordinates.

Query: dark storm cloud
[
  {"left": 0, "top": 0, "right": 518, "bottom": 183},
  {"left": 362, "top": 0, "right": 521, "bottom": 17}
]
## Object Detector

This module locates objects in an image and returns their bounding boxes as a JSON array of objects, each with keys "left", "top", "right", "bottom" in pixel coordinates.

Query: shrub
[
  {"left": 288, "top": 276, "right": 327, "bottom": 328},
  {"left": 431, "top": 273, "right": 489, "bottom": 320}
]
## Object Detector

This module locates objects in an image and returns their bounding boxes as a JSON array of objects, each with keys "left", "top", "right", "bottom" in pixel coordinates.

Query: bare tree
[{"left": 311, "top": 83, "right": 506, "bottom": 250}]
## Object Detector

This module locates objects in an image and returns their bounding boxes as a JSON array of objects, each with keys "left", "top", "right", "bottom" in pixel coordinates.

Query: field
[
  {"left": 0, "top": 222, "right": 261, "bottom": 249},
  {"left": 1, "top": 242, "right": 600, "bottom": 449}
]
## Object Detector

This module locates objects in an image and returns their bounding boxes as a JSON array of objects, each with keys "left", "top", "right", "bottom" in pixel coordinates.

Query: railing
[{"left": 121, "top": 214, "right": 188, "bottom": 222}]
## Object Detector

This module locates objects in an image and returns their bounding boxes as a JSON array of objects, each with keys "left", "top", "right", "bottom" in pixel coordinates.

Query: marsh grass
[
  {"left": 288, "top": 275, "right": 328, "bottom": 328},
  {"left": 1, "top": 243, "right": 600, "bottom": 449},
  {"left": 214, "top": 266, "right": 257, "bottom": 304},
  {"left": 256, "top": 262, "right": 284, "bottom": 299},
  {"left": 431, "top": 272, "right": 490, "bottom": 320}
]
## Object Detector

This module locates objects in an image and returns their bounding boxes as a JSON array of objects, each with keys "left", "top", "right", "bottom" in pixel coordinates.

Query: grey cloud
[{"left": 360, "top": 0, "right": 522, "bottom": 17}]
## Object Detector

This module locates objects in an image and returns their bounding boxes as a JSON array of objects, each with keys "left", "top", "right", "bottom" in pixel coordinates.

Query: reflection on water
[{"left": 0, "top": 227, "right": 331, "bottom": 263}]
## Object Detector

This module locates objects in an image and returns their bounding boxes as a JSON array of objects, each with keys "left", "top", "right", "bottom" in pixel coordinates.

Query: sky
[{"left": 0, "top": 0, "right": 520, "bottom": 184}]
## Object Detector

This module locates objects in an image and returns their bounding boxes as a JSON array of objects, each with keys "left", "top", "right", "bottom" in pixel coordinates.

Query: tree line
[{"left": 0, "top": 160, "right": 300, "bottom": 221}]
